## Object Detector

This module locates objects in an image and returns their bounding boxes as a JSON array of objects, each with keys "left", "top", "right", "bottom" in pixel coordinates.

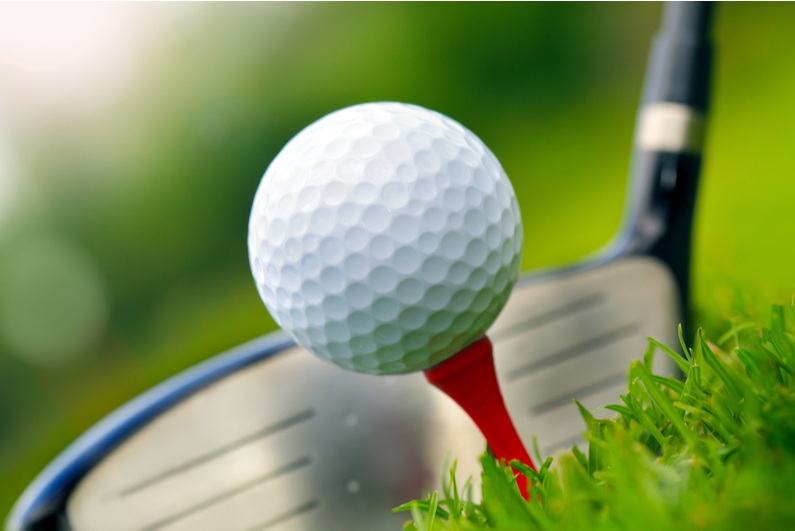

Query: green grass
[{"left": 396, "top": 304, "right": 795, "bottom": 530}]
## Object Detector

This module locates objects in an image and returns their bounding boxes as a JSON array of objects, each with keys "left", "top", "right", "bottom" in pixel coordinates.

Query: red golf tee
[{"left": 424, "top": 336, "right": 535, "bottom": 500}]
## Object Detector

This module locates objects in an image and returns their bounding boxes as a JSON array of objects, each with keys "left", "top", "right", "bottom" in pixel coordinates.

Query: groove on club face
[
  {"left": 529, "top": 371, "right": 627, "bottom": 417},
  {"left": 65, "top": 256, "right": 679, "bottom": 531},
  {"left": 140, "top": 457, "right": 314, "bottom": 531},
  {"left": 503, "top": 323, "right": 640, "bottom": 382},
  {"left": 119, "top": 411, "right": 316, "bottom": 498},
  {"left": 488, "top": 293, "right": 606, "bottom": 343}
]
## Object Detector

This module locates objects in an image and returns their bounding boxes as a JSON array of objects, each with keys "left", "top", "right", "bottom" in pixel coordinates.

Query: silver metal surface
[{"left": 67, "top": 256, "right": 679, "bottom": 531}]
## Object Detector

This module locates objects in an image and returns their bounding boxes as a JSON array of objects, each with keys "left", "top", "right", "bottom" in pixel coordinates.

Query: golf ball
[{"left": 248, "top": 102, "right": 522, "bottom": 375}]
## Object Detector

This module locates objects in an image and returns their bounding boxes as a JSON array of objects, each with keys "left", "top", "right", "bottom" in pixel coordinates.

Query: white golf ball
[{"left": 248, "top": 102, "right": 522, "bottom": 375}]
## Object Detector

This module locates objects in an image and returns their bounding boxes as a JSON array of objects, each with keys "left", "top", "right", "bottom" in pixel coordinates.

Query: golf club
[{"left": 6, "top": 3, "right": 713, "bottom": 530}]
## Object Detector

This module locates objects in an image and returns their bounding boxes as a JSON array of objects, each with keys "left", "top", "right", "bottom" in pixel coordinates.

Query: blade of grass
[
  {"left": 679, "top": 324, "right": 693, "bottom": 363},
  {"left": 649, "top": 336, "right": 691, "bottom": 374},
  {"left": 631, "top": 361, "right": 703, "bottom": 451},
  {"left": 698, "top": 329, "right": 742, "bottom": 398}
]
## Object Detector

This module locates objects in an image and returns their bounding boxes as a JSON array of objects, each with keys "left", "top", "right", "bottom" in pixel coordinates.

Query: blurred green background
[{"left": 1, "top": 1, "right": 794, "bottom": 518}]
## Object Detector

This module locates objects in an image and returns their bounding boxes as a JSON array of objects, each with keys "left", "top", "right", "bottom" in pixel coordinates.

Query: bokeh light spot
[{"left": 0, "top": 237, "right": 109, "bottom": 366}]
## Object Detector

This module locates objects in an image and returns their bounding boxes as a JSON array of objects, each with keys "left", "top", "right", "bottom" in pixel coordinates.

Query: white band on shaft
[{"left": 636, "top": 102, "right": 704, "bottom": 153}]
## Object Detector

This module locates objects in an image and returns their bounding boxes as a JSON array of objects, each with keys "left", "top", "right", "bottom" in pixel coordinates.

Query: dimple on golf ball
[{"left": 248, "top": 102, "right": 522, "bottom": 375}]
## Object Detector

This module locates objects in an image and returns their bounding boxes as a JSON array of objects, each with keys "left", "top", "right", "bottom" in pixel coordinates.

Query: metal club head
[{"left": 7, "top": 3, "right": 714, "bottom": 530}]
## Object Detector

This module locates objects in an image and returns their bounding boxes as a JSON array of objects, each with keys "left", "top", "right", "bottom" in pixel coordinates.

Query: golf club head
[
  {"left": 6, "top": 3, "right": 713, "bottom": 530},
  {"left": 62, "top": 256, "right": 679, "bottom": 531}
]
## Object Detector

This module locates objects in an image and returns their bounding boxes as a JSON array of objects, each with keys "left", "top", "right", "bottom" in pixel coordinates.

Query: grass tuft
[{"left": 395, "top": 304, "right": 795, "bottom": 530}]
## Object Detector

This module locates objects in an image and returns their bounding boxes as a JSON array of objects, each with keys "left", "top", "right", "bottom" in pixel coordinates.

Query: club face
[{"left": 60, "top": 255, "right": 680, "bottom": 531}]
